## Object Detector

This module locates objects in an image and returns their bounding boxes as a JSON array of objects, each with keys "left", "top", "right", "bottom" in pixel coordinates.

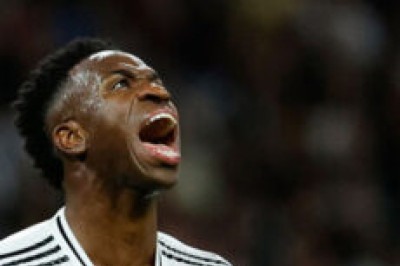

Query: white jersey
[{"left": 0, "top": 208, "right": 231, "bottom": 266}]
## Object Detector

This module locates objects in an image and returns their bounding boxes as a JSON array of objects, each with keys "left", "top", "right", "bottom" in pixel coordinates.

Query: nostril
[
  {"left": 140, "top": 94, "right": 164, "bottom": 103},
  {"left": 138, "top": 88, "right": 171, "bottom": 103}
]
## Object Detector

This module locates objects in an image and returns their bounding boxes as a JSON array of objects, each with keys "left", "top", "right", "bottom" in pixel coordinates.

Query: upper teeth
[{"left": 149, "top": 113, "right": 176, "bottom": 125}]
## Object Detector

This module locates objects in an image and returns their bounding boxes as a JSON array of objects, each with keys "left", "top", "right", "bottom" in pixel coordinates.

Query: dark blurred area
[{"left": 0, "top": 0, "right": 400, "bottom": 265}]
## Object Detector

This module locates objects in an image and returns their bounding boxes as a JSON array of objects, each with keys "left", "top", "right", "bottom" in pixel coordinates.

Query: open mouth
[
  {"left": 138, "top": 112, "right": 180, "bottom": 165},
  {"left": 139, "top": 113, "right": 177, "bottom": 145}
]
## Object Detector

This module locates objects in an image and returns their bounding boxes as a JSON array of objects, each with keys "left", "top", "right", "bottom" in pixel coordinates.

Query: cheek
[
  {"left": 82, "top": 95, "right": 139, "bottom": 173},
  {"left": 79, "top": 96, "right": 104, "bottom": 115},
  {"left": 88, "top": 105, "right": 129, "bottom": 150},
  {"left": 103, "top": 98, "right": 133, "bottom": 123},
  {"left": 86, "top": 120, "right": 132, "bottom": 176}
]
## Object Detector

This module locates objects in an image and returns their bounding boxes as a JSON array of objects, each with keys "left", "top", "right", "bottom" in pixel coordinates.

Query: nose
[{"left": 137, "top": 84, "right": 171, "bottom": 103}]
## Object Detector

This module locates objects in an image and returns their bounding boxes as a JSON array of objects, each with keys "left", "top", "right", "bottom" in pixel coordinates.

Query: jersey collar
[
  {"left": 54, "top": 207, "right": 94, "bottom": 266},
  {"left": 53, "top": 207, "right": 161, "bottom": 266}
]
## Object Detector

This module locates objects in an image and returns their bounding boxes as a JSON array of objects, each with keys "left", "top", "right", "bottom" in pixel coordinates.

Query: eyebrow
[
  {"left": 111, "top": 68, "right": 161, "bottom": 82},
  {"left": 111, "top": 69, "right": 136, "bottom": 79}
]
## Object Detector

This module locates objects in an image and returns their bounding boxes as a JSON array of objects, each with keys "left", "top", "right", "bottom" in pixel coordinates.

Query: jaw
[{"left": 127, "top": 134, "right": 180, "bottom": 191}]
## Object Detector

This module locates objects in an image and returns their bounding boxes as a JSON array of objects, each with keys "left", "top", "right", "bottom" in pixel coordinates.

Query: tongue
[{"left": 142, "top": 143, "right": 180, "bottom": 165}]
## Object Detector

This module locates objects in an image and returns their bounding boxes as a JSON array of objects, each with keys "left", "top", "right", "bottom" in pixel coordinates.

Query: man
[{"left": 0, "top": 38, "right": 231, "bottom": 266}]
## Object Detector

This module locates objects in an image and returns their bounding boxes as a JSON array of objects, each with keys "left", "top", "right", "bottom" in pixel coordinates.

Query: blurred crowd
[{"left": 0, "top": 0, "right": 400, "bottom": 265}]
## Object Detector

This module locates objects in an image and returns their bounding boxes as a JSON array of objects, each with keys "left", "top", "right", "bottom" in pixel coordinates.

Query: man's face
[{"left": 67, "top": 51, "right": 181, "bottom": 191}]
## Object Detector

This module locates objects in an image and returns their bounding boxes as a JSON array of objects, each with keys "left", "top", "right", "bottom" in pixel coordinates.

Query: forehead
[
  {"left": 89, "top": 50, "right": 146, "bottom": 66},
  {"left": 74, "top": 50, "right": 152, "bottom": 74}
]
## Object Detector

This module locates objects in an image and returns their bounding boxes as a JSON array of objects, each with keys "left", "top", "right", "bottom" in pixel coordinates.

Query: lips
[{"left": 138, "top": 110, "right": 180, "bottom": 166}]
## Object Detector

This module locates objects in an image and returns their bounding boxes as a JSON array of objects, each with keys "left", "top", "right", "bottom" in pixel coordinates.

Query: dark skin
[{"left": 48, "top": 51, "right": 181, "bottom": 266}]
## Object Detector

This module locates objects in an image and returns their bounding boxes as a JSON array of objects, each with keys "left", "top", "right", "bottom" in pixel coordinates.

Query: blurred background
[{"left": 0, "top": 0, "right": 399, "bottom": 265}]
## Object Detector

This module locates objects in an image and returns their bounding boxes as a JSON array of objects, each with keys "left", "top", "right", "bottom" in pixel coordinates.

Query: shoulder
[
  {"left": 157, "top": 231, "right": 232, "bottom": 266},
  {"left": 0, "top": 220, "right": 56, "bottom": 263}
]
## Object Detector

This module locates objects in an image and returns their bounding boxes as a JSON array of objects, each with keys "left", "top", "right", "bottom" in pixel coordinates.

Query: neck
[{"left": 64, "top": 165, "right": 158, "bottom": 266}]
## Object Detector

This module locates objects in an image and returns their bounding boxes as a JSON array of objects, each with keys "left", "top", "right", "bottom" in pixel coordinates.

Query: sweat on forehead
[{"left": 88, "top": 50, "right": 146, "bottom": 65}]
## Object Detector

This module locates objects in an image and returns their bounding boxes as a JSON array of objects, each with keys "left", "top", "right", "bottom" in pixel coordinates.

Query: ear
[{"left": 52, "top": 120, "right": 88, "bottom": 157}]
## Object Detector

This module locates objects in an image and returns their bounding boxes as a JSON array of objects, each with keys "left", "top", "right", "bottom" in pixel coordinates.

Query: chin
[
  {"left": 143, "top": 166, "right": 179, "bottom": 190},
  {"left": 120, "top": 164, "right": 179, "bottom": 195}
]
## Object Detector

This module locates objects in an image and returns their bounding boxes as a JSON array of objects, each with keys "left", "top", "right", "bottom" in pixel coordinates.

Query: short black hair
[{"left": 14, "top": 37, "right": 115, "bottom": 189}]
